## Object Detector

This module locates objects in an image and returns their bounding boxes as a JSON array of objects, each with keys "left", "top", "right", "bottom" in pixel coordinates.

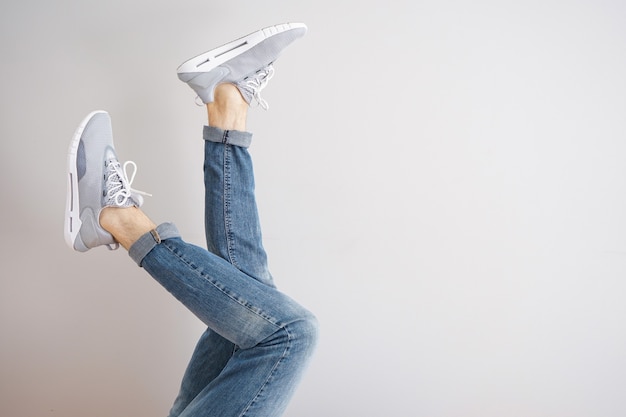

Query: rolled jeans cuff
[
  {"left": 203, "top": 125, "right": 252, "bottom": 148},
  {"left": 129, "top": 222, "right": 181, "bottom": 266}
]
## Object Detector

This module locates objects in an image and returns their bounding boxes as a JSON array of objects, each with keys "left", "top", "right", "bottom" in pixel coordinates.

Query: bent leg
[
  {"left": 171, "top": 83, "right": 278, "bottom": 415},
  {"left": 171, "top": 87, "right": 275, "bottom": 415},
  {"left": 163, "top": 23, "right": 311, "bottom": 413},
  {"left": 129, "top": 224, "right": 317, "bottom": 417}
]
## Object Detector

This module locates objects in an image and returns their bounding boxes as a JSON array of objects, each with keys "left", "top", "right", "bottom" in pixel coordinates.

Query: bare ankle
[
  {"left": 207, "top": 84, "right": 249, "bottom": 131},
  {"left": 100, "top": 207, "right": 157, "bottom": 250}
]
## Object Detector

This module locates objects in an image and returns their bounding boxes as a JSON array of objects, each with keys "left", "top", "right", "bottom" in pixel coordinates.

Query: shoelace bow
[{"left": 105, "top": 159, "right": 152, "bottom": 207}]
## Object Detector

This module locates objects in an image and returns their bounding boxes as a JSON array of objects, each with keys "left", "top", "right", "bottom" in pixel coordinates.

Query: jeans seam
[{"left": 223, "top": 144, "right": 240, "bottom": 269}]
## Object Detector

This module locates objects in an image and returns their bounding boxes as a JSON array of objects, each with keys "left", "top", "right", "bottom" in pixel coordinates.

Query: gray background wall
[{"left": 2, "top": 1, "right": 626, "bottom": 416}]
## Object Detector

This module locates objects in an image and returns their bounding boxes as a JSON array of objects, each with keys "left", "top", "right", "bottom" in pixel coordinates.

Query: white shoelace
[
  {"left": 240, "top": 65, "right": 275, "bottom": 110},
  {"left": 105, "top": 160, "right": 152, "bottom": 207}
]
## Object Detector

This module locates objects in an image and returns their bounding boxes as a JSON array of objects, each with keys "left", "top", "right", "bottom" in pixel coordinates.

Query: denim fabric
[
  {"left": 202, "top": 125, "right": 274, "bottom": 286},
  {"left": 128, "top": 127, "right": 317, "bottom": 417},
  {"left": 128, "top": 222, "right": 181, "bottom": 265}
]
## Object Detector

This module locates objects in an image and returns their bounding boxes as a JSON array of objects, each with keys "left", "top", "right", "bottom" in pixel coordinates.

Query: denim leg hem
[
  {"left": 203, "top": 125, "right": 252, "bottom": 148},
  {"left": 129, "top": 222, "right": 181, "bottom": 266}
]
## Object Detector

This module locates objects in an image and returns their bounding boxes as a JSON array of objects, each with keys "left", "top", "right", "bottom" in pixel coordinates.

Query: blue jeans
[{"left": 127, "top": 126, "right": 318, "bottom": 417}]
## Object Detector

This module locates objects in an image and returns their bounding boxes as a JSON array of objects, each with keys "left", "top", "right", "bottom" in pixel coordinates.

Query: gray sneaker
[
  {"left": 177, "top": 22, "right": 307, "bottom": 106},
  {"left": 64, "top": 111, "right": 147, "bottom": 252}
]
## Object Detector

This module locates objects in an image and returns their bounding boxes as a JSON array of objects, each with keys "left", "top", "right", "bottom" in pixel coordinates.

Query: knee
[{"left": 287, "top": 311, "right": 319, "bottom": 359}]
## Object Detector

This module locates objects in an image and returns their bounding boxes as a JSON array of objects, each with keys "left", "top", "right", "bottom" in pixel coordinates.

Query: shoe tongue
[
  {"left": 235, "top": 83, "right": 254, "bottom": 104},
  {"left": 104, "top": 186, "right": 137, "bottom": 208},
  {"left": 234, "top": 65, "right": 274, "bottom": 109}
]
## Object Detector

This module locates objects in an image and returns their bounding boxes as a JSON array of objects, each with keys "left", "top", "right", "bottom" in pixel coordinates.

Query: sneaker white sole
[
  {"left": 176, "top": 22, "right": 307, "bottom": 74},
  {"left": 64, "top": 110, "right": 107, "bottom": 250}
]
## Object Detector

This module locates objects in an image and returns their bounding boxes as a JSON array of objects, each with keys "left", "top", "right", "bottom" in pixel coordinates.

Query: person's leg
[
  {"left": 169, "top": 83, "right": 275, "bottom": 417},
  {"left": 102, "top": 214, "right": 318, "bottom": 417},
  {"left": 167, "top": 24, "right": 308, "bottom": 415},
  {"left": 203, "top": 84, "right": 274, "bottom": 285},
  {"left": 177, "top": 22, "right": 307, "bottom": 285},
  {"left": 66, "top": 107, "right": 318, "bottom": 417}
]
